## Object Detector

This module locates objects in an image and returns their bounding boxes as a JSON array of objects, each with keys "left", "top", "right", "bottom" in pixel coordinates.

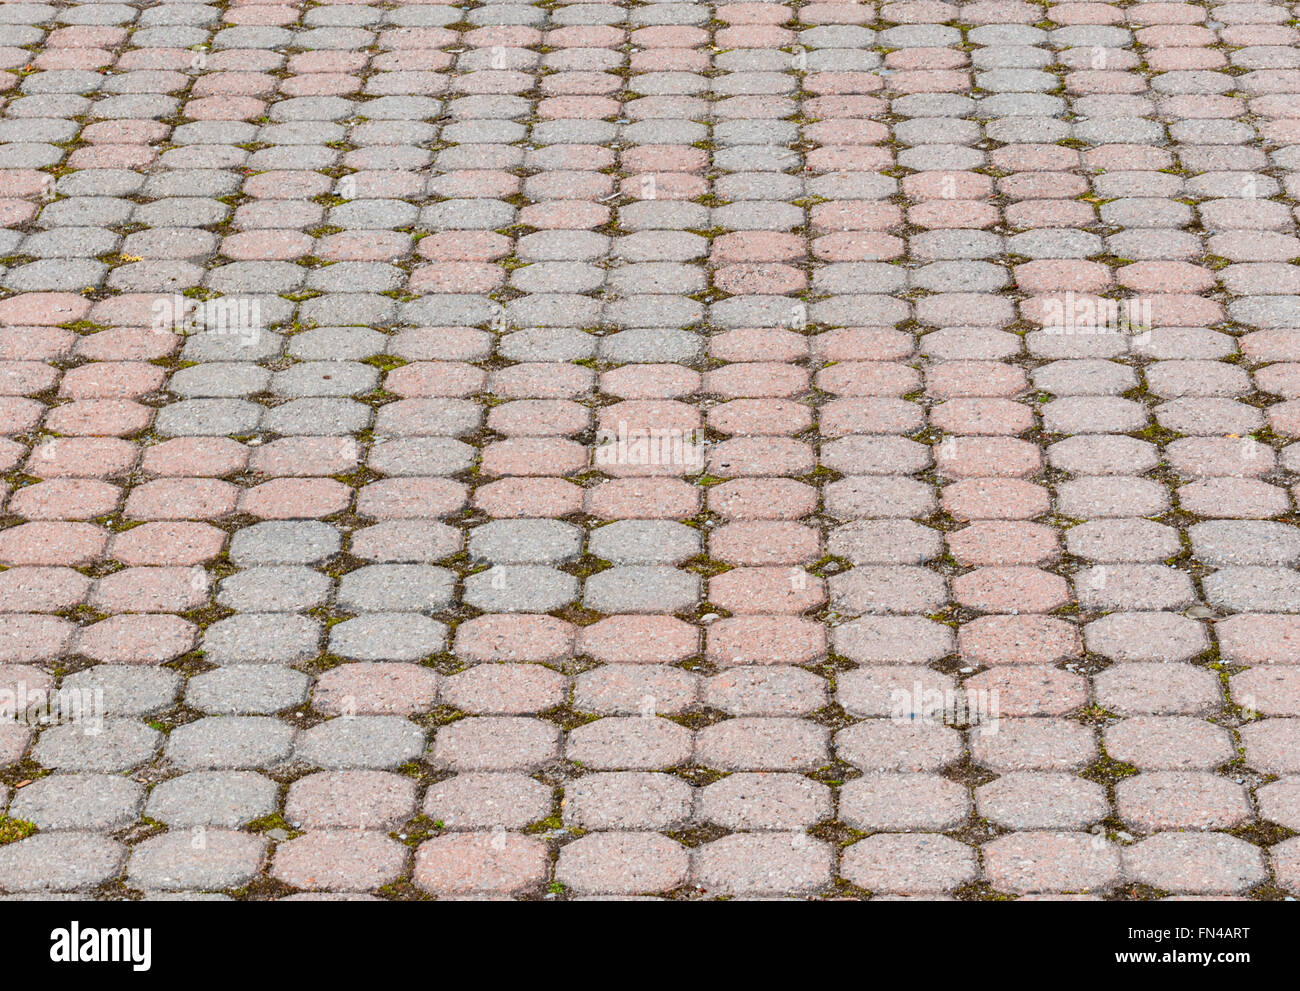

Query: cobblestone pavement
[{"left": 1, "top": 0, "right": 1300, "bottom": 901}]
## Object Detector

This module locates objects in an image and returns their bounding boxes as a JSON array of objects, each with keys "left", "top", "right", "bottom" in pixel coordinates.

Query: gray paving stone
[
  {"left": 217, "top": 567, "right": 333, "bottom": 612},
  {"left": 202, "top": 614, "right": 323, "bottom": 665},
  {"left": 463, "top": 567, "right": 579, "bottom": 613},
  {"left": 228, "top": 522, "right": 341, "bottom": 567},
  {"left": 294, "top": 716, "right": 425, "bottom": 770},
  {"left": 583, "top": 567, "right": 700, "bottom": 614},
  {"left": 127, "top": 831, "right": 266, "bottom": 890},
  {"left": 145, "top": 771, "right": 280, "bottom": 829},
  {"left": 61, "top": 666, "right": 182, "bottom": 719},
  {"left": 165, "top": 716, "right": 296, "bottom": 771},
  {"left": 588, "top": 521, "right": 702, "bottom": 565},
  {"left": 0, "top": 833, "right": 126, "bottom": 892},
  {"left": 8, "top": 774, "right": 144, "bottom": 831},
  {"left": 32, "top": 720, "right": 161, "bottom": 773},
  {"left": 467, "top": 520, "right": 584, "bottom": 565},
  {"left": 336, "top": 565, "right": 456, "bottom": 613},
  {"left": 329, "top": 613, "right": 447, "bottom": 661},
  {"left": 186, "top": 666, "right": 312, "bottom": 715}
]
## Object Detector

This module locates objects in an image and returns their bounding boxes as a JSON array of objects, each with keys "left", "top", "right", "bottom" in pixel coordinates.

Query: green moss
[
  {"left": 244, "top": 812, "right": 303, "bottom": 839},
  {"left": 0, "top": 816, "right": 37, "bottom": 845}
]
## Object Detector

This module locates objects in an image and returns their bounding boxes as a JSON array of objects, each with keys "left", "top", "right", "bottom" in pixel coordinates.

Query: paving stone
[
  {"left": 216, "top": 567, "right": 332, "bottom": 612},
  {"left": 841, "top": 834, "right": 977, "bottom": 895},
  {"left": 0, "top": 833, "right": 126, "bottom": 892},
  {"left": 691, "top": 833, "right": 833, "bottom": 896},
  {"left": 186, "top": 666, "right": 312, "bottom": 715},
  {"left": 61, "top": 666, "right": 181, "bottom": 718},
  {"left": 983, "top": 832, "right": 1120, "bottom": 895},
  {"left": 1122, "top": 833, "right": 1266, "bottom": 894},
  {"left": 413, "top": 833, "right": 548, "bottom": 896},
  {"left": 271, "top": 831, "right": 408, "bottom": 891},
  {"left": 203, "top": 614, "right": 322, "bottom": 665},
  {"left": 467, "top": 520, "right": 583, "bottom": 565},
  {"left": 329, "top": 614, "right": 446, "bottom": 661},
  {"left": 145, "top": 771, "right": 280, "bottom": 828},
  {"left": 33, "top": 720, "right": 161, "bottom": 773},
  {"left": 8, "top": 774, "right": 144, "bottom": 831},
  {"left": 976, "top": 773, "right": 1109, "bottom": 830},
  {"left": 165, "top": 716, "right": 295, "bottom": 771},
  {"left": 556, "top": 832, "right": 689, "bottom": 895},
  {"left": 295, "top": 716, "right": 425, "bottom": 770},
  {"left": 127, "top": 831, "right": 266, "bottom": 891},
  {"left": 465, "top": 566, "right": 579, "bottom": 613},
  {"left": 425, "top": 773, "right": 554, "bottom": 830}
]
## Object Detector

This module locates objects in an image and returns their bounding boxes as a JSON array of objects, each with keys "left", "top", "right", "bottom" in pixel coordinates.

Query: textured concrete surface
[{"left": 0, "top": 0, "right": 1299, "bottom": 900}]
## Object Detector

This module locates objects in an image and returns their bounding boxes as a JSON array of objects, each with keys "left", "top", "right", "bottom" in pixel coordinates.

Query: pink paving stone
[
  {"left": 456, "top": 615, "right": 575, "bottom": 663},
  {"left": 123, "top": 479, "right": 239, "bottom": 520},
  {"left": 555, "top": 832, "right": 689, "bottom": 895},
  {"left": 1241, "top": 719, "right": 1300, "bottom": 775},
  {"left": 271, "top": 831, "right": 409, "bottom": 891},
  {"left": 982, "top": 833, "right": 1121, "bottom": 894},
  {"left": 1122, "top": 833, "right": 1266, "bottom": 894},
  {"left": 948, "top": 521, "right": 1060, "bottom": 566},
  {"left": 0, "top": 293, "right": 89, "bottom": 325},
  {"left": 1116, "top": 772, "right": 1251, "bottom": 831},
  {"left": 578, "top": 615, "right": 698, "bottom": 664},
  {"left": 77, "top": 615, "right": 197, "bottom": 664},
  {"left": 952, "top": 567, "right": 1069, "bottom": 613},
  {"left": 709, "top": 521, "right": 820, "bottom": 565},
  {"left": 41, "top": 397, "right": 152, "bottom": 436},
  {"left": 58, "top": 362, "right": 166, "bottom": 399},
  {"left": 26, "top": 437, "right": 138, "bottom": 478},
  {"left": 707, "top": 616, "right": 826, "bottom": 666},
  {"left": 7, "top": 479, "right": 121, "bottom": 520},
  {"left": 966, "top": 666, "right": 1088, "bottom": 717},
  {"left": 0, "top": 722, "right": 31, "bottom": 764},
  {"left": 942, "top": 479, "right": 1050, "bottom": 520},
  {"left": 239, "top": 478, "right": 352, "bottom": 519},
  {"left": 424, "top": 773, "right": 553, "bottom": 830},
  {"left": 89, "top": 566, "right": 208, "bottom": 613},
  {"left": 433, "top": 716, "right": 561, "bottom": 771},
  {"left": 285, "top": 772, "right": 418, "bottom": 831},
  {"left": 0, "top": 522, "right": 108, "bottom": 567},
  {"left": 708, "top": 478, "right": 817, "bottom": 521},
  {"left": 841, "top": 834, "right": 977, "bottom": 894},
  {"left": 248, "top": 437, "right": 355, "bottom": 477},
  {"left": 413, "top": 834, "right": 549, "bottom": 896},
  {"left": 1272, "top": 837, "right": 1300, "bottom": 896},
  {"left": 695, "top": 717, "right": 829, "bottom": 771},
  {"left": 481, "top": 478, "right": 584, "bottom": 518},
  {"left": 0, "top": 615, "right": 75, "bottom": 664},
  {"left": 0, "top": 567, "right": 91, "bottom": 613},
  {"left": 577, "top": 665, "right": 699, "bottom": 715},
  {"left": 692, "top": 833, "right": 834, "bottom": 896},
  {"left": 441, "top": 664, "right": 567, "bottom": 715},
  {"left": 707, "top": 567, "right": 827, "bottom": 615},
  {"left": 313, "top": 663, "right": 440, "bottom": 717},
  {"left": 1216, "top": 614, "right": 1300, "bottom": 664},
  {"left": 386, "top": 362, "right": 486, "bottom": 398},
  {"left": 108, "top": 522, "right": 226, "bottom": 566}
]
